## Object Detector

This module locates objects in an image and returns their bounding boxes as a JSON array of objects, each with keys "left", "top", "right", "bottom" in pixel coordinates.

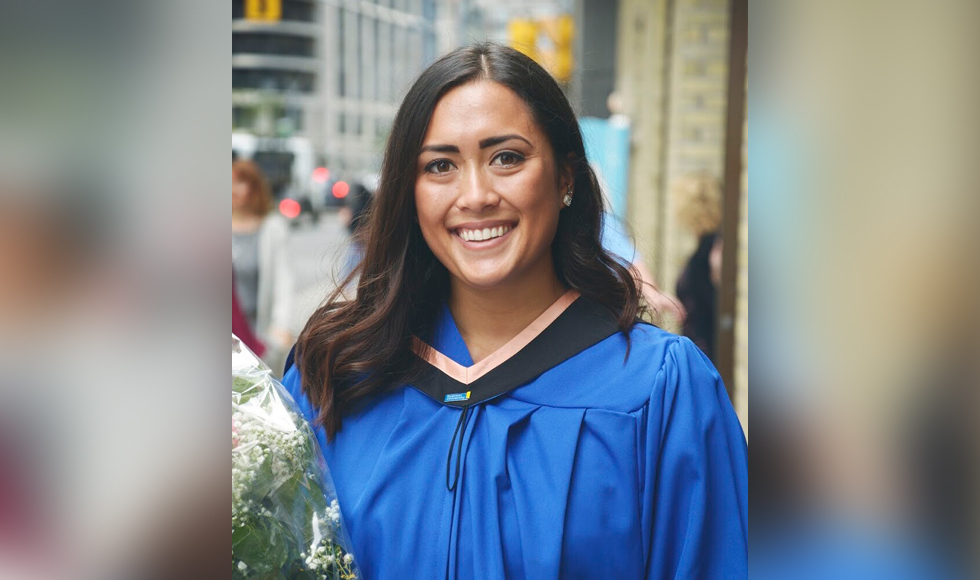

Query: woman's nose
[{"left": 455, "top": 165, "right": 499, "bottom": 212}]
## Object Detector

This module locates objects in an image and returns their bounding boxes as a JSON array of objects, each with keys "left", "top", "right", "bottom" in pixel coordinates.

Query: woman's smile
[{"left": 452, "top": 220, "right": 517, "bottom": 248}]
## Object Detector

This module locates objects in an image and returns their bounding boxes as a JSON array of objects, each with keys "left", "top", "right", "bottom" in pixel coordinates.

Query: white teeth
[{"left": 458, "top": 225, "right": 512, "bottom": 242}]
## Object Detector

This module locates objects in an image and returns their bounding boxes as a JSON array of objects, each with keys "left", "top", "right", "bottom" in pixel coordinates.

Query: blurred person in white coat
[{"left": 232, "top": 159, "right": 295, "bottom": 374}]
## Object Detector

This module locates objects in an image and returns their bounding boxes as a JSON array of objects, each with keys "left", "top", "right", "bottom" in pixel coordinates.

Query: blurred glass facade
[
  {"left": 232, "top": 0, "right": 319, "bottom": 137},
  {"left": 232, "top": 0, "right": 442, "bottom": 179}
]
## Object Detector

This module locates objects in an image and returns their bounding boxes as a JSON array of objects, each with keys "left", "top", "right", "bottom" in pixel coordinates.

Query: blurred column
[
  {"left": 617, "top": 0, "right": 746, "bottom": 428},
  {"left": 614, "top": 0, "right": 672, "bottom": 284},
  {"left": 616, "top": 0, "right": 732, "bottom": 287},
  {"left": 721, "top": 0, "right": 746, "bottom": 432}
]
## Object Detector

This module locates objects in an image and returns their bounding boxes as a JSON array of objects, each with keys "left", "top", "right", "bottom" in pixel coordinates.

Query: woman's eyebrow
[
  {"left": 420, "top": 144, "right": 459, "bottom": 154},
  {"left": 419, "top": 134, "right": 531, "bottom": 155},
  {"left": 419, "top": 145, "right": 459, "bottom": 153},
  {"left": 479, "top": 134, "right": 532, "bottom": 149}
]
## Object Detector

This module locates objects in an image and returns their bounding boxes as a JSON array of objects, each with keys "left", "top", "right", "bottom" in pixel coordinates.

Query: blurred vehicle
[
  {"left": 312, "top": 174, "right": 351, "bottom": 212},
  {"left": 232, "top": 133, "right": 318, "bottom": 227}
]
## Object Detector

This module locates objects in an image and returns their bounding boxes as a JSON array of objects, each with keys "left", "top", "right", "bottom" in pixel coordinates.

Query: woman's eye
[
  {"left": 425, "top": 159, "right": 455, "bottom": 174},
  {"left": 492, "top": 151, "right": 524, "bottom": 167}
]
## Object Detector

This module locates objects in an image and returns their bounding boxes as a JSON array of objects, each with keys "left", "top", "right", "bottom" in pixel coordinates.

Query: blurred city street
[{"left": 284, "top": 211, "right": 349, "bottom": 337}]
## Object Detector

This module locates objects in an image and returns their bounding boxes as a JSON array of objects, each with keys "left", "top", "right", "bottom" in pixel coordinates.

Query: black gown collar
[{"left": 411, "top": 294, "right": 622, "bottom": 408}]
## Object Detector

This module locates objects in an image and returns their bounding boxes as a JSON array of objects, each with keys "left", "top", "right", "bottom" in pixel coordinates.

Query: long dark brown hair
[{"left": 297, "top": 43, "right": 643, "bottom": 438}]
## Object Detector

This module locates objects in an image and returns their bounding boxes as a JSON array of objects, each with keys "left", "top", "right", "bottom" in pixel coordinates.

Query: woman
[
  {"left": 231, "top": 159, "right": 294, "bottom": 371},
  {"left": 283, "top": 44, "right": 747, "bottom": 579}
]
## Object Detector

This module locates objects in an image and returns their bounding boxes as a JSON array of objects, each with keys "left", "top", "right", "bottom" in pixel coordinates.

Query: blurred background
[
  {"left": 229, "top": 0, "right": 749, "bottom": 435},
  {"left": 3, "top": 0, "right": 980, "bottom": 578}
]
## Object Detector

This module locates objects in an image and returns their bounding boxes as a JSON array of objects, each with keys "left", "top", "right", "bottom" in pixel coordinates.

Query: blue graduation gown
[{"left": 282, "top": 297, "right": 748, "bottom": 579}]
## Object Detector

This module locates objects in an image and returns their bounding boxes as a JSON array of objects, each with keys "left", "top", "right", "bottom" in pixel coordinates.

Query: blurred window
[
  {"left": 280, "top": 0, "right": 315, "bottom": 23},
  {"left": 232, "top": 69, "right": 314, "bottom": 92},
  {"left": 284, "top": 106, "right": 303, "bottom": 132},
  {"left": 379, "top": 21, "right": 390, "bottom": 101},
  {"left": 392, "top": 25, "right": 402, "bottom": 97},
  {"left": 355, "top": 13, "right": 363, "bottom": 99},
  {"left": 232, "top": 105, "right": 258, "bottom": 130},
  {"left": 373, "top": 19, "right": 380, "bottom": 102},
  {"left": 337, "top": 8, "right": 346, "bottom": 96},
  {"left": 232, "top": 33, "right": 314, "bottom": 57}
]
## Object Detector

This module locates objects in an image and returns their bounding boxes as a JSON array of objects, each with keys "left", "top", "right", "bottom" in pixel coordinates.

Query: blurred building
[
  {"left": 233, "top": 0, "right": 448, "bottom": 179},
  {"left": 233, "top": 0, "right": 320, "bottom": 140},
  {"left": 319, "top": 0, "right": 444, "bottom": 176}
]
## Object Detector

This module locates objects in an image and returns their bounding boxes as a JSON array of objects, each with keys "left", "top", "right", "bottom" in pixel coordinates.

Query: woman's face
[
  {"left": 232, "top": 177, "right": 250, "bottom": 212},
  {"left": 414, "top": 81, "right": 571, "bottom": 292}
]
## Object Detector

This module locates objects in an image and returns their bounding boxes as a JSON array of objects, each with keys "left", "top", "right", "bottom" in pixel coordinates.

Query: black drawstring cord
[{"left": 446, "top": 404, "right": 471, "bottom": 492}]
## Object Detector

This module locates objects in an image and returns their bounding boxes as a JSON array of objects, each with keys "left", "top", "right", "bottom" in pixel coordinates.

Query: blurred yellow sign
[
  {"left": 508, "top": 19, "right": 539, "bottom": 61},
  {"left": 508, "top": 15, "right": 574, "bottom": 83},
  {"left": 246, "top": 0, "right": 281, "bottom": 22}
]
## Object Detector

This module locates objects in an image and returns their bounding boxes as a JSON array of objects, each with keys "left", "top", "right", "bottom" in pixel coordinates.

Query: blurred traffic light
[
  {"left": 508, "top": 15, "right": 574, "bottom": 83},
  {"left": 508, "top": 19, "right": 539, "bottom": 62},
  {"left": 548, "top": 15, "right": 575, "bottom": 83},
  {"left": 245, "top": 0, "right": 281, "bottom": 22}
]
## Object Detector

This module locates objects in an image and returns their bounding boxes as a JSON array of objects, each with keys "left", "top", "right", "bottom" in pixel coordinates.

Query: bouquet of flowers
[{"left": 233, "top": 335, "right": 358, "bottom": 579}]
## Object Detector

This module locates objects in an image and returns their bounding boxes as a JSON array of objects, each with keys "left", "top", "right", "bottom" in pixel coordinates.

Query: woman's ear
[{"left": 559, "top": 153, "right": 575, "bottom": 195}]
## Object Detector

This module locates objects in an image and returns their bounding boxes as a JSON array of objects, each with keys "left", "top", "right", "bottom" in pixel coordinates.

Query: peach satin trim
[{"left": 413, "top": 290, "right": 581, "bottom": 385}]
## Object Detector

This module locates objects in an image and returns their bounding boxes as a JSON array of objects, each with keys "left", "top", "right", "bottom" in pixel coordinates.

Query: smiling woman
[
  {"left": 285, "top": 43, "right": 747, "bottom": 579},
  {"left": 414, "top": 81, "right": 575, "bottom": 359}
]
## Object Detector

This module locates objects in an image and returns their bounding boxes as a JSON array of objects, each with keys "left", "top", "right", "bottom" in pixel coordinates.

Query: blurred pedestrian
[
  {"left": 674, "top": 172, "right": 724, "bottom": 361},
  {"left": 232, "top": 272, "right": 265, "bottom": 358},
  {"left": 337, "top": 181, "right": 373, "bottom": 280},
  {"left": 283, "top": 43, "right": 746, "bottom": 579},
  {"left": 231, "top": 160, "right": 294, "bottom": 372}
]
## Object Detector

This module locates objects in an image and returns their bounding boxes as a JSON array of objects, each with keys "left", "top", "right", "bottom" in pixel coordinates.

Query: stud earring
[{"left": 562, "top": 186, "right": 573, "bottom": 207}]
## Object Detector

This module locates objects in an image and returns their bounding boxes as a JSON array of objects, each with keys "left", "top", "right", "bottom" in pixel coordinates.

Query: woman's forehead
[{"left": 423, "top": 81, "right": 541, "bottom": 144}]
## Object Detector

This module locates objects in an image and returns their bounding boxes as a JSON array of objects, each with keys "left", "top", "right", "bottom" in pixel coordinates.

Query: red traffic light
[
  {"left": 312, "top": 167, "right": 330, "bottom": 184},
  {"left": 332, "top": 181, "right": 350, "bottom": 199},
  {"left": 279, "top": 198, "right": 301, "bottom": 219}
]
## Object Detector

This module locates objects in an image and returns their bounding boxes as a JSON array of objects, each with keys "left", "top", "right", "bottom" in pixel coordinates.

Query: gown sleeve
[{"left": 643, "top": 336, "right": 748, "bottom": 579}]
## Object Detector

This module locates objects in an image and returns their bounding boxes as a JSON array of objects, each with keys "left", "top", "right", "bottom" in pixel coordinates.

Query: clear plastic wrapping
[{"left": 232, "top": 335, "right": 358, "bottom": 579}]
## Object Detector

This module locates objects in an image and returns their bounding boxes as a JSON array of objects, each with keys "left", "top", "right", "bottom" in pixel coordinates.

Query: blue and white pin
[{"left": 444, "top": 391, "right": 472, "bottom": 403}]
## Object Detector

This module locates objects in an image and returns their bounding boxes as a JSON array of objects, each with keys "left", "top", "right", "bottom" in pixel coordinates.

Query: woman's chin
[{"left": 453, "top": 267, "right": 516, "bottom": 292}]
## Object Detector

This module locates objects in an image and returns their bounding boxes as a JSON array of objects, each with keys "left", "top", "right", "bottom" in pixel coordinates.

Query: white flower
[
  {"left": 344, "top": 553, "right": 354, "bottom": 564},
  {"left": 237, "top": 561, "right": 247, "bottom": 571}
]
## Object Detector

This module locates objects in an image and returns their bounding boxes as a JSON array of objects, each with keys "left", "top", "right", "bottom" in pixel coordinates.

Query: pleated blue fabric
[{"left": 282, "top": 304, "right": 748, "bottom": 580}]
